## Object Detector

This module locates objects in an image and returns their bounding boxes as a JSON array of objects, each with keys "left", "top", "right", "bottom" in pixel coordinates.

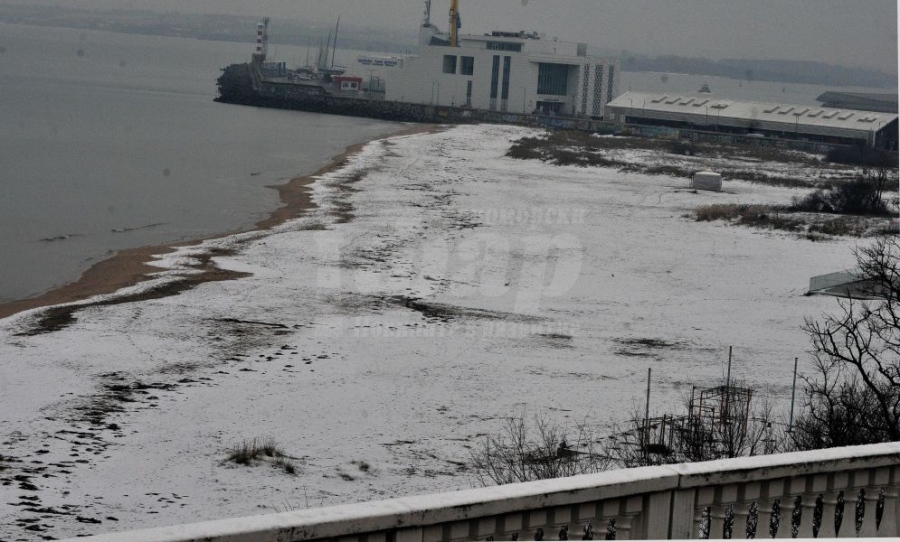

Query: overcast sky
[{"left": 17, "top": 0, "right": 900, "bottom": 74}]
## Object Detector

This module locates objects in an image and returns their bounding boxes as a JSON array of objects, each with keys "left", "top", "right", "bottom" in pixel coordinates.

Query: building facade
[{"left": 385, "top": 23, "right": 619, "bottom": 118}]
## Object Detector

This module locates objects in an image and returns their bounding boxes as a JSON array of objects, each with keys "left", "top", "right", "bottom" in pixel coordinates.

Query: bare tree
[
  {"left": 469, "top": 412, "right": 609, "bottom": 486},
  {"left": 792, "top": 238, "right": 900, "bottom": 450}
]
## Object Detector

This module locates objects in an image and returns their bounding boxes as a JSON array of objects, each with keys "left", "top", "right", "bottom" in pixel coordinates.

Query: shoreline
[{"left": 0, "top": 123, "right": 443, "bottom": 322}]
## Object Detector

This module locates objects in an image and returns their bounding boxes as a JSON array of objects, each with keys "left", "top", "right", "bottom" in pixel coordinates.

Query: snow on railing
[{"left": 62, "top": 443, "right": 900, "bottom": 541}]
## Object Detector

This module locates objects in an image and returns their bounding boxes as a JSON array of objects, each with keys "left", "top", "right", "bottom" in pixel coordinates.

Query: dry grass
[
  {"left": 225, "top": 437, "right": 297, "bottom": 475},
  {"left": 695, "top": 204, "right": 773, "bottom": 222},
  {"left": 506, "top": 130, "right": 834, "bottom": 187},
  {"left": 693, "top": 203, "right": 889, "bottom": 238}
]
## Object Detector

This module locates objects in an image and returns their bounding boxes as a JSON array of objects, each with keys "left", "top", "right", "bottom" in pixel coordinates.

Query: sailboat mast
[
  {"left": 331, "top": 16, "right": 340, "bottom": 68},
  {"left": 322, "top": 30, "right": 332, "bottom": 69}
]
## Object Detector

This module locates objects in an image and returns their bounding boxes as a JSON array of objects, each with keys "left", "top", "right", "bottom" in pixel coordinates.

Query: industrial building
[
  {"left": 607, "top": 91, "right": 899, "bottom": 148},
  {"left": 384, "top": 1, "right": 619, "bottom": 117}
]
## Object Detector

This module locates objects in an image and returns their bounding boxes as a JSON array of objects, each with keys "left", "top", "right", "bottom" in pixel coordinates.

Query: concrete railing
[{"left": 63, "top": 443, "right": 900, "bottom": 541}]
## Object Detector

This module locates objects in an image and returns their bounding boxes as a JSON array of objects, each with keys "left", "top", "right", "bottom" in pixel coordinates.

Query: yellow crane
[{"left": 449, "top": 0, "right": 460, "bottom": 47}]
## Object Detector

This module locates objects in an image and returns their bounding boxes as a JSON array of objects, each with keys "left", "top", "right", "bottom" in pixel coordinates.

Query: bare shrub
[
  {"left": 669, "top": 139, "right": 698, "bottom": 156},
  {"left": 272, "top": 456, "right": 297, "bottom": 475},
  {"left": 695, "top": 204, "right": 742, "bottom": 222},
  {"left": 791, "top": 169, "right": 894, "bottom": 216},
  {"left": 792, "top": 238, "right": 900, "bottom": 450},
  {"left": 807, "top": 218, "right": 855, "bottom": 237},
  {"left": 225, "top": 437, "right": 292, "bottom": 470},
  {"left": 470, "top": 413, "right": 609, "bottom": 486},
  {"left": 227, "top": 439, "right": 260, "bottom": 466}
]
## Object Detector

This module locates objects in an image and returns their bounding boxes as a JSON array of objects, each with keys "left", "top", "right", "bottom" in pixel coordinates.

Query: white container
[{"left": 692, "top": 171, "right": 722, "bottom": 192}]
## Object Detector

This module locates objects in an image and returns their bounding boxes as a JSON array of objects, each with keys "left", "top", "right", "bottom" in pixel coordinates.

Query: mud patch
[
  {"left": 15, "top": 249, "right": 249, "bottom": 337},
  {"left": 615, "top": 337, "right": 687, "bottom": 358},
  {"left": 532, "top": 332, "right": 575, "bottom": 349},
  {"left": 388, "top": 296, "right": 545, "bottom": 323}
]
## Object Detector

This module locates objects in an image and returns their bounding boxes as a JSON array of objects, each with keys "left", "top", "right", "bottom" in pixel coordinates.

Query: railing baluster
[
  {"left": 722, "top": 503, "right": 735, "bottom": 539},
  {"left": 812, "top": 494, "right": 824, "bottom": 538},
  {"left": 876, "top": 488, "right": 885, "bottom": 531},
  {"left": 698, "top": 506, "right": 711, "bottom": 539},
  {"left": 790, "top": 495, "right": 802, "bottom": 538},
  {"left": 582, "top": 520, "right": 594, "bottom": 540},
  {"left": 834, "top": 490, "right": 845, "bottom": 537},
  {"left": 856, "top": 487, "right": 867, "bottom": 536},
  {"left": 858, "top": 486, "right": 882, "bottom": 537},
  {"left": 768, "top": 498, "right": 782, "bottom": 538},
  {"left": 745, "top": 501, "right": 759, "bottom": 539},
  {"left": 604, "top": 518, "right": 616, "bottom": 540}
]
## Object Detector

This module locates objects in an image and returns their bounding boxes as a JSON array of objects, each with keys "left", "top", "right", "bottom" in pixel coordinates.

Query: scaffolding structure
[{"left": 607, "top": 383, "right": 758, "bottom": 466}]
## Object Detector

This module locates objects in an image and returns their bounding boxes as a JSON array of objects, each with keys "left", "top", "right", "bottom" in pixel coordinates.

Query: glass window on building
[
  {"left": 501, "top": 57, "right": 511, "bottom": 100},
  {"left": 537, "top": 63, "right": 569, "bottom": 96},
  {"left": 490, "top": 55, "right": 500, "bottom": 99},
  {"left": 486, "top": 42, "right": 522, "bottom": 52},
  {"left": 443, "top": 55, "right": 457, "bottom": 74},
  {"left": 461, "top": 56, "right": 475, "bottom": 76},
  {"left": 606, "top": 65, "right": 616, "bottom": 104}
]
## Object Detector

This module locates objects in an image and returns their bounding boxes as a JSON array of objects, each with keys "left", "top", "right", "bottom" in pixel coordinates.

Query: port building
[
  {"left": 384, "top": 4, "right": 619, "bottom": 117},
  {"left": 607, "top": 91, "right": 899, "bottom": 148}
]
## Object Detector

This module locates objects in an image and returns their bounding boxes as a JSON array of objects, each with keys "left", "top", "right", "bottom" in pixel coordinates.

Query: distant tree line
[
  {"left": 0, "top": 4, "right": 415, "bottom": 55},
  {"left": 621, "top": 54, "right": 897, "bottom": 89}
]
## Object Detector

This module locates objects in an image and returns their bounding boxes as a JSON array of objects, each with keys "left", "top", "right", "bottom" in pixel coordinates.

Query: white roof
[{"left": 608, "top": 91, "right": 898, "bottom": 138}]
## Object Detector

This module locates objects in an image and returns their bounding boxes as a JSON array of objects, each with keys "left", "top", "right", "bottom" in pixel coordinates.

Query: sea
[
  {"left": 0, "top": 23, "right": 402, "bottom": 304},
  {"left": 0, "top": 22, "right": 894, "bottom": 305}
]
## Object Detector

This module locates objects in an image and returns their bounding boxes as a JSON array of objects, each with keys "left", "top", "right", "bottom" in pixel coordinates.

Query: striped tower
[{"left": 252, "top": 18, "right": 269, "bottom": 63}]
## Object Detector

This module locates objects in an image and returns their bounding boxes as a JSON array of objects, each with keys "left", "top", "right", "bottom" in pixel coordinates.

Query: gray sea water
[{"left": 0, "top": 23, "right": 401, "bottom": 304}]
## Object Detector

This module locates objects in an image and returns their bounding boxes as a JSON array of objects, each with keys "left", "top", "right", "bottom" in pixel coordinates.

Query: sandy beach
[
  {"left": 0, "top": 124, "right": 860, "bottom": 541},
  {"left": 0, "top": 123, "right": 440, "bottom": 322}
]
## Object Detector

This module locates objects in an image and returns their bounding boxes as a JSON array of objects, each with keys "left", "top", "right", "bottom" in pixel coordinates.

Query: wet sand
[{"left": 0, "top": 123, "right": 443, "bottom": 321}]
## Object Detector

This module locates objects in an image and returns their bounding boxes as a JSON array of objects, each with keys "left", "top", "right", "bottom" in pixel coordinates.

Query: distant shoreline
[
  {"left": 0, "top": 123, "right": 441, "bottom": 322},
  {"left": 0, "top": 14, "right": 895, "bottom": 88}
]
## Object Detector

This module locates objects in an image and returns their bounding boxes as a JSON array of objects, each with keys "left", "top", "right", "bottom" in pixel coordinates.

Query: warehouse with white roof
[{"left": 607, "top": 91, "right": 899, "bottom": 149}]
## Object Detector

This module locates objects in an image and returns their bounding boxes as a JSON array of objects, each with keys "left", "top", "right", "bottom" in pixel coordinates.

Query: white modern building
[{"left": 384, "top": 2, "right": 619, "bottom": 117}]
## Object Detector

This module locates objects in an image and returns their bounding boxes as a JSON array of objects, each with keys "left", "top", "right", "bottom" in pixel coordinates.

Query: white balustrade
[{"left": 61, "top": 443, "right": 900, "bottom": 542}]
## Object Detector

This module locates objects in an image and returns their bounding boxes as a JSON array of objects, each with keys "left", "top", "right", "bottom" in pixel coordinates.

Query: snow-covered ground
[{"left": 0, "top": 125, "right": 861, "bottom": 540}]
